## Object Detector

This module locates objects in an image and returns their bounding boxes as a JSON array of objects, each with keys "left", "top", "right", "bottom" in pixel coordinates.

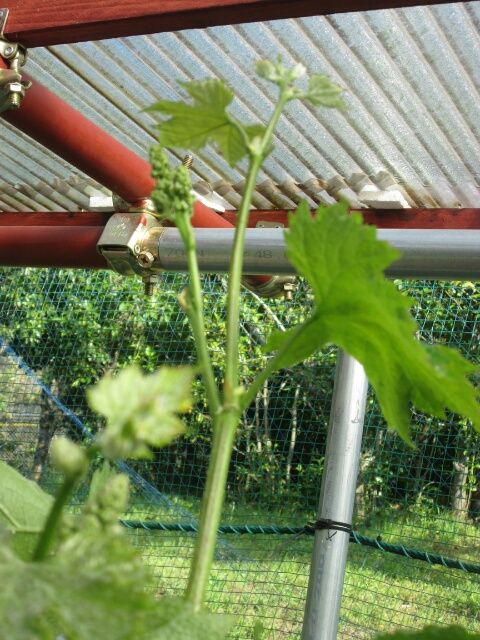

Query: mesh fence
[{"left": 0, "top": 268, "right": 478, "bottom": 638}]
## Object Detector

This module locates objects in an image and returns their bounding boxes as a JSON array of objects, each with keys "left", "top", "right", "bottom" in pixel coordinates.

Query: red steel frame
[
  {"left": 1, "top": 209, "right": 479, "bottom": 269},
  {"left": 5, "top": 0, "right": 457, "bottom": 48},
  {"left": 1, "top": 4, "right": 479, "bottom": 272}
]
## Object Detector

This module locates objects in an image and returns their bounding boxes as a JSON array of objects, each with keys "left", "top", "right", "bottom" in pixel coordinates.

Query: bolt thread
[
  {"left": 144, "top": 281, "right": 155, "bottom": 297},
  {"left": 182, "top": 154, "right": 194, "bottom": 169},
  {"left": 9, "top": 93, "right": 21, "bottom": 109}
]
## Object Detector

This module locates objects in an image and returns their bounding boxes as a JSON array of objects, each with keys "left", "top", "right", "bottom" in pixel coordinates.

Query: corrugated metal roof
[{"left": 1, "top": 2, "right": 479, "bottom": 211}]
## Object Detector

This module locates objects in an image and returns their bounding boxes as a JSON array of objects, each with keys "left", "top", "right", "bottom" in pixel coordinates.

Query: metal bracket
[
  {"left": 97, "top": 210, "right": 165, "bottom": 295},
  {"left": 242, "top": 274, "right": 297, "bottom": 300},
  {"left": 0, "top": 8, "right": 31, "bottom": 113}
]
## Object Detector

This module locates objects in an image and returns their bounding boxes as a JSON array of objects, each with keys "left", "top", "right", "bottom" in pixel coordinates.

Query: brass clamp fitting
[
  {"left": 242, "top": 275, "right": 297, "bottom": 300},
  {"left": 0, "top": 9, "right": 31, "bottom": 113},
  {"left": 97, "top": 199, "right": 165, "bottom": 297}
]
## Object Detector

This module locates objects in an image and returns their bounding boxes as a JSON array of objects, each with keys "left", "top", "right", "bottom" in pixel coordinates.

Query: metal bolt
[
  {"left": 3, "top": 45, "right": 13, "bottom": 56},
  {"left": 143, "top": 276, "right": 156, "bottom": 297},
  {"left": 182, "top": 154, "right": 194, "bottom": 169},
  {"left": 7, "top": 92, "right": 20, "bottom": 109},
  {"left": 137, "top": 251, "right": 155, "bottom": 268},
  {"left": 283, "top": 282, "right": 295, "bottom": 301},
  {"left": 133, "top": 244, "right": 141, "bottom": 255}
]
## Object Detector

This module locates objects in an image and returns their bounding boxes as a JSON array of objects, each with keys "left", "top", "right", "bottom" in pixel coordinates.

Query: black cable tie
[{"left": 305, "top": 519, "right": 352, "bottom": 535}]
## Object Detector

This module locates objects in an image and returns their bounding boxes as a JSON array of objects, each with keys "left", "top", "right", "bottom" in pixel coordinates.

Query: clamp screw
[
  {"left": 3, "top": 45, "right": 13, "bottom": 56},
  {"left": 6, "top": 91, "right": 20, "bottom": 109},
  {"left": 283, "top": 282, "right": 295, "bottom": 301},
  {"left": 137, "top": 251, "right": 155, "bottom": 268},
  {"left": 143, "top": 276, "right": 156, "bottom": 297}
]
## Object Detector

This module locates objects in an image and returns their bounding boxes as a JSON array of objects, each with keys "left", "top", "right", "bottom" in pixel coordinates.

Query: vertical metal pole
[{"left": 301, "top": 351, "right": 368, "bottom": 640}]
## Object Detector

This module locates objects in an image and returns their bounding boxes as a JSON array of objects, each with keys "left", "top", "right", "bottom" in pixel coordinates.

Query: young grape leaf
[
  {"left": 146, "top": 79, "right": 264, "bottom": 166},
  {"left": 265, "top": 201, "right": 479, "bottom": 442},
  {"left": 374, "top": 625, "right": 480, "bottom": 639},
  {"left": 0, "top": 461, "right": 52, "bottom": 557},
  {"left": 0, "top": 528, "right": 232, "bottom": 640},
  {"left": 88, "top": 365, "right": 193, "bottom": 459},
  {"left": 304, "top": 74, "right": 346, "bottom": 109}
]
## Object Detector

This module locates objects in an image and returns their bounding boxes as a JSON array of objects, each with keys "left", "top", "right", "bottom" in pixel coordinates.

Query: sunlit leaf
[
  {"left": 0, "top": 528, "right": 232, "bottom": 639},
  {"left": 305, "top": 75, "right": 346, "bottom": 109},
  {"left": 147, "top": 79, "right": 264, "bottom": 166},
  {"left": 0, "top": 461, "right": 52, "bottom": 557},
  {"left": 88, "top": 365, "right": 193, "bottom": 459},
  {"left": 265, "top": 201, "right": 479, "bottom": 441}
]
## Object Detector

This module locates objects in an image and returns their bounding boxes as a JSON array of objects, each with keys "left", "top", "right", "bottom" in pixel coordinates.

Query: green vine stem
[
  {"left": 176, "top": 213, "right": 221, "bottom": 416},
  {"left": 185, "top": 93, "right": 289, "bottom": 611},
  {"left": 32, "top": 472, "right": 80, "bottom": 562}
]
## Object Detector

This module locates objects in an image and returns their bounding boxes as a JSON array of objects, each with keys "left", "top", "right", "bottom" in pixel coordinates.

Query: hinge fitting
[{"left": 0, "top": 8, "right": 31, "bottom": 113}]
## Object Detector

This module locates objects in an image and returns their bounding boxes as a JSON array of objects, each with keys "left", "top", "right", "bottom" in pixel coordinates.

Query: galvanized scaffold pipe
[
  {"left": 154, "top": 228, "right": 480, "bottom": 280},
  {"left": 301, "top": 353, "right": 369, "bottom": 640}
]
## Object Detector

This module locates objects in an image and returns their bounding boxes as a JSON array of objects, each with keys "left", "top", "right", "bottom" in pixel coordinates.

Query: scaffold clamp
[{"left": 0, "top": 8, "right": 31, "bottom": 112}]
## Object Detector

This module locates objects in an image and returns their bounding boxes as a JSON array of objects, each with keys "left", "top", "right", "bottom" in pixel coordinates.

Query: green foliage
[
  {"left": 88, "top": 364, "right": 193, "bottom": 459},
  {"left": 147, "top": 79, "right": 265, "bottom": 166},
  {"left": 0, "top": 56, "right": 479, "bottom": 637},
  {"left": 374, "top": 625, "right": 480, "bottom": 639},
  {"left": 0, "top": 461, "right": 52, "bottom": 535},
  {"left": 265, "top": 201, "right": 480, "bottom": 442},
  {"left": 0, "top": 461, "right": 53, "bottom": 558},
  {"left": 0, "top": 517, "right": 231, "bottom": 640},
  {"left": 304, "top": 74, "right": 346, "bottom": 108},
  {"left": 255, "top": 58, "right": 345, "bottom": 109},
  {"left": 147, "top": 62, "right": 344, "bottom": 167}
]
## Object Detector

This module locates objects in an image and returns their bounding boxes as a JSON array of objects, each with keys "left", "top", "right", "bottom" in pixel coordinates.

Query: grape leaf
[
  {"left": 0, "top": 529, "right": 231, "bottom": 640},
  {"left": 304, "top": 74, "right": 346, "bottom": 109},
  {"left": 374, "top": 625, "right": 480, "bottom": 639},
  {"left": 146, "top": 79, "right": 265, "bottom": 166},
  {"left": 0, "top": 461, "right": 53, "bottom": 557},
  {"left": 265, "top": 201, "right": 479, "bottom": 441},
  {"left": 88, "top": 365, "right": 193, "bottom": 459}
]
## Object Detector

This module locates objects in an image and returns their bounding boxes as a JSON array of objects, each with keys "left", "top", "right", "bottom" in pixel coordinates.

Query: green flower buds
[
  {"left": 50, "top": 436, "right": 88, "bottom": 478},
  {"left": 150, "top": 146, "right": 194, "bottom": 222}
]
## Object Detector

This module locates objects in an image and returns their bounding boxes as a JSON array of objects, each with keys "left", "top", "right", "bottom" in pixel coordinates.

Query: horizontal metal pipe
[
  {"left": 0, "top": 225, "right": 108, "bottom": 268},
  {"left": 0, "top": 60, "right": 249, "bottom": 232},
  {"left": 0, "top": 59, "right": 269, "bottom": 285},
  {"left": 157, "top": 228, "right": 480, "bottom": 280}
]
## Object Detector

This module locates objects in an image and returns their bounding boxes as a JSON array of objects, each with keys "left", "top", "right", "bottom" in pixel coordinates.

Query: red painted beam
[
  {"left": 5, "top": 0, "right": 457, "bottom": 48},
  {"left": 0, "top": 211, "right": 231, "bottom": 268},
  {"left": 0, "top": 216, "right": 108, "bottom": 268},
  {"left": 1, "top": 209, "right": 478, "bottom": 270},
  {"left": 223, "top": 209, "right": 480, "bottom": 230},
  {"left": 0, "top": 59, "right": 234, "bottom": 231}
]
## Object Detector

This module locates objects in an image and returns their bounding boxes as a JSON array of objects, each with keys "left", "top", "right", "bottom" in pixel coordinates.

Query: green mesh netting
[{"left": 0, "top": 268, "right": 478, "bottom": 639}]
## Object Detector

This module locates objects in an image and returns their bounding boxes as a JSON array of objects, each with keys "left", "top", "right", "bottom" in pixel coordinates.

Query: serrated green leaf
[
  {"left": 144, "top": 597, "right": 233, "bottom": 640},
  {"left": 147, "top": 79, "right": 264, "bottom": 166},
  {"left": 305, "top": 75, "right": 346, "bottom": 109},
  {"left": 265, "top": 201, "right": 480, "bottom": 441},
  {"left": 88, "top": 365, "right": 193, "bottom": 459},
  {"left": 0, "top": 526, "right": 233, "bottom": 640},
  {"left": 0, "top": 461, "right": 53, "bottom": 557},
  {"left": 374, "top": 625, "right": 480, "bottom": 639}
]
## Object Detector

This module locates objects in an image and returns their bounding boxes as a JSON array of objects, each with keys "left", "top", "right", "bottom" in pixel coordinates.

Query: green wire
[{"left": 120, "top": 520, "right": 480, "bottom": 576}]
